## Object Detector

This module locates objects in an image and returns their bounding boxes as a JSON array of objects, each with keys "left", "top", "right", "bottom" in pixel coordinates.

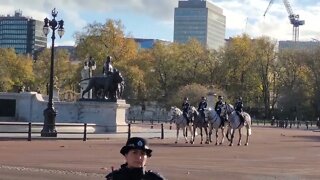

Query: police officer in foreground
[{"left": 106, "top": 137, "right": 166, "bottom": 180}]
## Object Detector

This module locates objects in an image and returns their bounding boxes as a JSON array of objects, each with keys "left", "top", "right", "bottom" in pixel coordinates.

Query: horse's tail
[{"left": 244, "top": 113, "right": 252, "bottom": 135}]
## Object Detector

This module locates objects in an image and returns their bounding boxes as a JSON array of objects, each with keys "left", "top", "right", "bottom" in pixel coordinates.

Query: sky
[{"left": 1, "top": 0, "right": 319, "bottom": 46}]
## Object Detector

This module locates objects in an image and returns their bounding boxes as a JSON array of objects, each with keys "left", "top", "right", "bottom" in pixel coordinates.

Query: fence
[
  {"left": 1, "top": 119, "right": 318, "bottom": 141},
  {"left": 252, "top": 119, "right": 320, "bottom": 130},
  {"left": 0, "top": 122, "right": 169, "bottom": 141},
  {"left": 0, "top": 122, "right": 92, "bottom": 141}
]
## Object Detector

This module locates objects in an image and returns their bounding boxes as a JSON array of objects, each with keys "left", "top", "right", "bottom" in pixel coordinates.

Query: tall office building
[
  {"left": 174, "top": 0, "right": 226, "bottom": 50},
  {"left": 0, "top": 10, "right": 47, "bottom": 55}
]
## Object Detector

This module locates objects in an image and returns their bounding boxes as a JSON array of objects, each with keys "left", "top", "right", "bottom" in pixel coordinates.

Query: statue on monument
[{"left": 80, "top": 55, "right": 125, "bottom": 101}]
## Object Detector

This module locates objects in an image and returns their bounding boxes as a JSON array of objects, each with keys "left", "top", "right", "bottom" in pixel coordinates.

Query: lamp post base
[
  {"left": 41, "top": 107, "right": 57, "bottom": 137},
  {"left": 41, "top": 131, "right": 57, "bottom": 137}
]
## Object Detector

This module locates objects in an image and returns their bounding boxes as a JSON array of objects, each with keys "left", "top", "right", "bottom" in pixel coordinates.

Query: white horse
[
  {"left": 203, "top": 107, "right": 229, "bottom": 145},
  {"left": 188, "top": 106, "right": 209, "bottom": 144},
  {"left": 221, "top": 103, "right": 252, "bottom": 146},
  {"left": 169, "top": 106, "right": 194, "bottom": 144}
]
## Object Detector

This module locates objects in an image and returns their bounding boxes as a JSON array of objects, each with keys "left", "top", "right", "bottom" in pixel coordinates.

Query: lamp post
[
  {"left": 41, "top": 8, "right": 65, "bottom": 137},
  {"left": 83, "top": 56, "right": 96, "bottom": 98}
]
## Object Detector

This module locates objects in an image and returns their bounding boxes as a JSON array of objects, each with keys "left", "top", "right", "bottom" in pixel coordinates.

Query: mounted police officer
[
  {"left": 198, "top": 96, "right": 207, "bottom": 120},
  {"left": 215, "top": 95, "right": 226, "bottom": 127},
  {"left": 106, "top": 137, "right": 165, "bottom": 180},
  {"left": 103, "top": 56, "right": 114, "bottom": 76},
  {"left": 182, "top": 97, "right": 191, "bottom": 125},
  {"left": 235, "top": 96, "right": 245, "bottom": 125}
]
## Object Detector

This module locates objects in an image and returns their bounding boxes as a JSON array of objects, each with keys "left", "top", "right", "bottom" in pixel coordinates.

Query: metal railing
[
  {"left": 0, "top": 122, "right": 92, "bottom": 141},
  {"left": 0, "top": 122, "right": 169, "bottom": 141}
]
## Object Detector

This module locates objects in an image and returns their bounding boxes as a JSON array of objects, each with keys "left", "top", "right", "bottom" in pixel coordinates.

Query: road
[{"left": 0, "top": 126, "right": 319, "bottom": 180}]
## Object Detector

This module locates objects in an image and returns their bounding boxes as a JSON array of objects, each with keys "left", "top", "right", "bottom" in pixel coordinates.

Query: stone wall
[{"left": 0, "top": 92, "right": 130, "bottom": 132}]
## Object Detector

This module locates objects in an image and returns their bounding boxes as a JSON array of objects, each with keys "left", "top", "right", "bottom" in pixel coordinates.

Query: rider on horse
[
  {"left": 198, "top": 96, "right": 207, "bottom": 121},
  {"left": 235, "top": 96, "right": 245, "bottom": 125},
  {"left": 182, "top": 97, "right": 191, "bottom": 125},
  {"left": 215, "top": 95, "right": 226, "bottom": 127}
]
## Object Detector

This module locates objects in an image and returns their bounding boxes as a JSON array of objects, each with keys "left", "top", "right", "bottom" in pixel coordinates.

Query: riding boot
[{"left": 240, "top": 115, "right": 244, "bottom": 125}]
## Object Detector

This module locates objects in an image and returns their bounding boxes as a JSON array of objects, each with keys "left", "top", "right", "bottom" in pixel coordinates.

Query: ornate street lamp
[
  {"left": 83, "top": 56, "right": 96, "bottom": 98},
  {"left": 41, "top": 8, "right": 65, "bottom": 137}
]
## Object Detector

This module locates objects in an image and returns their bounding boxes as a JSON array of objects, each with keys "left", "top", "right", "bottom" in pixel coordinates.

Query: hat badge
[{"left": 137, "top": 140, "right": 143, "bottom": 147}]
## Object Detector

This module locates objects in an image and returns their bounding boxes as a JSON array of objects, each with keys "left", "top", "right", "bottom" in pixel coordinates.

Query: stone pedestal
[
  {"left": 77, "top": 99, "right": 130, "bottom": 132},
  {"left": 0, "top": 92, "right": 130, "bottom": 133}
]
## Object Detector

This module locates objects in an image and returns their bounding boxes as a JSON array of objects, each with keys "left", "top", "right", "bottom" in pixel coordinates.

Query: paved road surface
[{"left": 0, "top": 126, "right": 319, "bottom": 180}]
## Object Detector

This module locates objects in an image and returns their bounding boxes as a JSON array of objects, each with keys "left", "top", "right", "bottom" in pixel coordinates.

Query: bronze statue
[{"left": 81, "top": 70, "right": 123, "bottom": 101}]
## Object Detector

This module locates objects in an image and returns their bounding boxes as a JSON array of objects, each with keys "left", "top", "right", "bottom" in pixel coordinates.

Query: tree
[
  {"left": 222, "top": 34, "right": 257, "bottom": 103},
  {"left": 301, "top": 48, "right": 320, "bottom": 118},
  {"left": 252, "top": 37, "right": 277, "bottom": 118},
  {"left": 74, "top": 19, "right": 140, "bottom": 100},
  {"left": 168, "top": 83, "right": 208, "bottom": 109},
  {"left": 277, "top": 50, "right": 310, "bottom": 119},
  {"left": 0, "top": 48, "right": 34, "bottom": 92},
  {"left": 33, "top": 49, "right": 79, "bottom": 94}
]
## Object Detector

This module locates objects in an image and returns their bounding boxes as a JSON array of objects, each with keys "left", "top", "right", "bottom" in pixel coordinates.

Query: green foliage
[
  {"left": 168, "top": 83, "right": 208, "bottom": 108},
  {"left": 0, "top": 48, "right": 34, "bottom": 92},
  {"left": 33, "top": 49, "right": 79, "bottom": 94}
]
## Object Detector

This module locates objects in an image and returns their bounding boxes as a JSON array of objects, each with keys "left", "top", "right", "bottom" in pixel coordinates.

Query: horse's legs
[
  {"left": 175, "top": 128, "right": 179, "bottom": 144},
  {"left": 189, "top": 125, "right": 194, "bottom": 143},
  {"left": 183, "top": 127, "right": 188, "bottom": 143},
  {"left": 200, "top": 128, "right": 203, "bottom": 144},
  {"left": 220, "top": 128, "right": 225, "bottom": 145},
  {"left": 238, "top": 128, "right": 242, "bottom": 146},
  {"left": 208, "top": 124, "right": 213, "bottom": 143},
  {"left": 204, "top": 127, "right": 209, "bottom": 144},
  {"left": 191, "top": 126, "right": 196, "bottom": 144},
  {"left": 215, "top": 129, "right": 219, "bottom": 145},
  {"left": 226, "top": 126, "right": 232, "bottom": 142},
  {"left": 229, "top": 129, "right": 235, "bottom": 146},
  {"left": 245, "top": 126, "right": 250, "bottom": 146}
]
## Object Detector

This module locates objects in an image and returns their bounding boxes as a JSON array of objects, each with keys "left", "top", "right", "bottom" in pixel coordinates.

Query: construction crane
[{"left": 263, "top": 0, "right": 305, "bottom": 42}]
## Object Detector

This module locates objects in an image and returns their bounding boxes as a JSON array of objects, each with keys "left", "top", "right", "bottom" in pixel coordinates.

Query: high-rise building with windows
[
  {"left": 0, "top": 10, "right": 47, "bottom": 55},
  {"left": 174, "top": 0, "right": 226, "bottom": 50}
]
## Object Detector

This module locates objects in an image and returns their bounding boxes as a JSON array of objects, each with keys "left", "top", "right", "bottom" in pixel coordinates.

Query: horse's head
[
  {"left": 169, "top": 106, "right": 182, "bottom": 117},
  {"left": 221, "top": 103, "right": 234, "bottom": 116},
  {"left": 187, "top": 106, "right": 197, "bottom": 115},
  {"left": 203, "top": 107, "right": 212, "bottom": 121},
  {"left": 112, "top": 70, "right": 124, "bottom": 84}
]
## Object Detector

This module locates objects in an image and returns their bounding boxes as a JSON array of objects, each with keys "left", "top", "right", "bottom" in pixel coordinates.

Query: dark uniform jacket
[
  {"left": 198, "top": 101, "right": 207, "bottom": 112},
  {"left": 182, "top": 102, "right": 190, "bottom": 113},
  {"left": 106, "top": 164, "right": 165, "bottom": 180},
  {"left": 235, "top": 100, "right": 243, "bottom": 112},
  {"left": 215, "top": 100, "right": 224, "bottom": 115}
]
